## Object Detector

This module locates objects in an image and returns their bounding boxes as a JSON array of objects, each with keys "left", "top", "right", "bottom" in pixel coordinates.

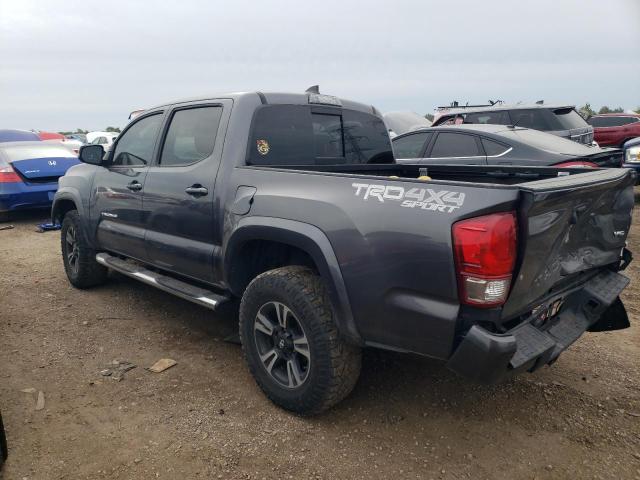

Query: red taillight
[
  {"left": 0, "top": 165, "right": 21, "bottom": 183},
  {"left": 452, "top": 212, "right": 517, "bottom": 308},
  {"left": 554, "top": 160, "right": 598, "bottom": 168}
]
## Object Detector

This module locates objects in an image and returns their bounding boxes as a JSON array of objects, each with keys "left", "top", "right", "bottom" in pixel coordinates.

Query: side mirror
[{"left": 79, "top": 144, "right": 105, "bottom": 165}]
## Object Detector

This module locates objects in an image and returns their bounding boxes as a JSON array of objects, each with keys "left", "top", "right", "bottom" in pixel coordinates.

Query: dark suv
[{"left": 433, "top": 104, "right": 594, "bottom": 145}]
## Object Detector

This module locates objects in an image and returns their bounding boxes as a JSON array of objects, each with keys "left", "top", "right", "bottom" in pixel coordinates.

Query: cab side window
[{"left": 112, "top": 114, "right": 163, "bottom": 167}]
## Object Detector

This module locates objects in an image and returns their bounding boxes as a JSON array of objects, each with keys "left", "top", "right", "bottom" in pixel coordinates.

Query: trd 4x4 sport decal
[{"left": 352, "top": 183, "right": 465, "bottom": 213}]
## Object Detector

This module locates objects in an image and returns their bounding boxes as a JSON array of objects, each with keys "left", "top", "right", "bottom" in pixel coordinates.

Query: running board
[{"left": 95, "top": 253, "right": 229, "bottom": 310}]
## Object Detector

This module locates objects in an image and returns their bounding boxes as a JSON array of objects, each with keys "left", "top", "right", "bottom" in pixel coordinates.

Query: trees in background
[
  {"left": 598, "top": 106, "right": 624, "bottom": 114},
  {"left": 577, "top": 103, "right": 628, "bottom": 119}
]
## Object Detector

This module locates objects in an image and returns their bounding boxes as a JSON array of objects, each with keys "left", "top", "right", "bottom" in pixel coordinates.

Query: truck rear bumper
[{"left": 446, "top": 270, "right": 629, "bottom": 384}]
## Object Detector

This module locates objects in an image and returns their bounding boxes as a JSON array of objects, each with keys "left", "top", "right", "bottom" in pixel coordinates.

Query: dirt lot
[{"left": 1, "top": 208, "right": 639, "bottom": 480}]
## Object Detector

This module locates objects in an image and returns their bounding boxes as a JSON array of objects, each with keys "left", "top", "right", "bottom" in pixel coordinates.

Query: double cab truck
[{"left": 52, "top": 90, "right": 635, "bottom": 414}]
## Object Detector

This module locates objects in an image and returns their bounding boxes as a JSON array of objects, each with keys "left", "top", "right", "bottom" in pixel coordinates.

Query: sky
[{"left": 1, "top": 0, "right": 639, "bottom": 132}]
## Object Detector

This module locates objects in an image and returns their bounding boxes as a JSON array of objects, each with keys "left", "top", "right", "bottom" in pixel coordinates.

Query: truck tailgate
[{"left": 502, "top": 168, "right": 635, "bottom": 319}]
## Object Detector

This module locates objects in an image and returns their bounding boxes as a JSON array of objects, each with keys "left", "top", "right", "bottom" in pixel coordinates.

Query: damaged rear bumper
[{"left": 446, "top": 270, "right": 630, "bottom": 384}]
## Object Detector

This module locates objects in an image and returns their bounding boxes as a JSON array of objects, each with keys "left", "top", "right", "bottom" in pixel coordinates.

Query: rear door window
[
  {"left": 160, "top": 106, "right": 223, "bottom": 166},
  {"left": 429, "top": 132, "right": 482, "bottom": 158},
  {"left": 392, "top": 132, "right": 432, "bottom": 158}
]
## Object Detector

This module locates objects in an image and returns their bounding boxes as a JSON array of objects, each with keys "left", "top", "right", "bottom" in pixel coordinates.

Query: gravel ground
[{"left": 0, "top": 207, "right": 639, "bottom": 480}]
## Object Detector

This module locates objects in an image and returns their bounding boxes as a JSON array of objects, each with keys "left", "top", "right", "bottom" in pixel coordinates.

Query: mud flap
[{"left": 587, "top": 297, "right": 630, "bottom": 332}]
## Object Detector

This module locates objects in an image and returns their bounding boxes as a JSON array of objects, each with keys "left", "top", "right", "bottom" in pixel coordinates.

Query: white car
[
  {"left": 61, "top": 137, "right": 84, "bottom": 155},
  {"left": 86, "top": 132, "right": 118, "bottom": 151}
]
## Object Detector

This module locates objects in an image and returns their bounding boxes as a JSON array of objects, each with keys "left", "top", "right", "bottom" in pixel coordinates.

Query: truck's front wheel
[
  {"left": 61, "top": 210, "right": 108, "bottom": 288},
  {"left": 239, "top": 266, "right": 361, "bottom": 415}
]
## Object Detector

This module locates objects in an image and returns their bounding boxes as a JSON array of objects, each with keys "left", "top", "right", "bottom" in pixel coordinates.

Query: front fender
[
  {"left": 51, "top": 188, "right": 85, "bottom": 221},
  {"left": 224, "top": 216, "right": 362, "bottom": 345}
]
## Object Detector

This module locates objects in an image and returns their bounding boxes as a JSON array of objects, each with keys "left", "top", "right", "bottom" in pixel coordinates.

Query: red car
[{"left": 588, "top": 113, "right": 640, "bottom": 147}]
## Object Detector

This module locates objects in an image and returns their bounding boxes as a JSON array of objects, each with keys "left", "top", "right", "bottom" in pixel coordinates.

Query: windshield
[{"left": 1, "top": 144, "right": 77, "bottom": 162}]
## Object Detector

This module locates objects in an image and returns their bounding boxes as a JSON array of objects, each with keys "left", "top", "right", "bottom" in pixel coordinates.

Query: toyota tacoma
[{"left": 52, "top": 90, "right": 634, "bottom": 414}]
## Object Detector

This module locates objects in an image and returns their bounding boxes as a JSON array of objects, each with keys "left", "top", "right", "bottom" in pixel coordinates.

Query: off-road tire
[
  {"left": 239, "top": 266, "right": 361, "bottom": 415},
  {"left": 61, "top": 210, "right": 108, "bottom": 288}
]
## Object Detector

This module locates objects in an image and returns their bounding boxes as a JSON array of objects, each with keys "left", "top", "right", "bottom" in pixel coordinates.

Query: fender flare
[
  {"left": 51, "top": 188, "right": 85, "bottom": 221},
  {"left": 224, "top": 216, "right": 362, "bottom": 345}
]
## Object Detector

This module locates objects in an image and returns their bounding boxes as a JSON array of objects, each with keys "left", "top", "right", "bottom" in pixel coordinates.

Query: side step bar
[{"left": 95, "top": 253, "right": 229, "bottom": 310}]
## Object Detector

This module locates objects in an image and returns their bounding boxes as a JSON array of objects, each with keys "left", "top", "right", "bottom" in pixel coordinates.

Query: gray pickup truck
[{"left": 52, "top": 90, "right": 634, "bottom": 414}]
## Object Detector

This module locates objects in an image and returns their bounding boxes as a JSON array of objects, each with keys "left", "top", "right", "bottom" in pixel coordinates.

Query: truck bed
[{"left": 256, "top": 162, "right": 629, "bottom": 187}]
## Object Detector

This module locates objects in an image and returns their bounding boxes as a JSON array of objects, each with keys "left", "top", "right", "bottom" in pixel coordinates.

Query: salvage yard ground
[{"left": 1, "top": 205, "right": 639, "bottom": 480}]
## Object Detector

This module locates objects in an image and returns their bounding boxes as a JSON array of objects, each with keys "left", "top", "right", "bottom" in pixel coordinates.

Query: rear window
[
  {"left": 248, "top": 105, "right": 393, "bottom": 165},
  {"left": 509, "top": 109, "right": 556, "bottom": 131},
  {"left": 1, "top": 144, "right": 76, "bottom": 162},
  {"left": 552, "top": 108, "right": 589, "bottom": 129}
]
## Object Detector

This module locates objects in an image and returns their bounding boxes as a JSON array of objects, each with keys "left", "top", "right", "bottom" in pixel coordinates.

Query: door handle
[
  {"left": 185, "top": 185, "right": 208, "bottom": 196},
  {"left": 127, "top": 181, "right": 142, "bottom": 191}
]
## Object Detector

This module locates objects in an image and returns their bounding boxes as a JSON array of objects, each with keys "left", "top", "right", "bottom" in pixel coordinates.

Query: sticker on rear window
[{"left": 256, "top": 139, "right": 270, "bottom": 155}]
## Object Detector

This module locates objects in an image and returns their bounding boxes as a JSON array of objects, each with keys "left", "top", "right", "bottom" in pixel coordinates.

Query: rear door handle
[
  {"left": 127, "top": 181, "right": 142, "bottom": 191},
  {"left": 185, "top": 185, "right": 208, "bottom": 196}
]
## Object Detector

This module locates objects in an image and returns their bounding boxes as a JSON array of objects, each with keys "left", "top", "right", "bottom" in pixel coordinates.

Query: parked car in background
[
  {"left": 0, "top": 142, "right": 80, "bottom": 221},
  {"left": 86, "top": 132, "right": 118, "bottom": 151},
  {"left": 433, "top": 103, "right": 594, "bottom": 145},
  {"left": 53, "top": 90, "right": 634, "bottom": 414},
  {"left": 66, "top": 133, "right": 87, "bottom": 144},
  {"left": 36, "top": 131, "right": 65, "bottom": 142},
  {"left": 61, "top": 137, "right": 84, "bottom": 155},
  {"left": 393, "top": 124, "right": 622, "bottom": 167},
  {"left": 0, "top": 129, "right": 40, "bottom": 143},
  {"left": 588, "top": 113, "right": 640, "bottom": 148},
  {"left": 383, "top": 111, "right": 431, "bottom": 137}
]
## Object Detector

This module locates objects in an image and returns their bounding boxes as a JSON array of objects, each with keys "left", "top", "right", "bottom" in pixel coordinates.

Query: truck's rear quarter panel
[{"left": 232, "top": 167, "right": 520, "bottom": 358}]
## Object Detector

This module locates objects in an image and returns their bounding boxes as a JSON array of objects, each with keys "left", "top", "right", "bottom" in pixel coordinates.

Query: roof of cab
[{"left": 145, "top": 91, "right": 377, "bottom": 115}]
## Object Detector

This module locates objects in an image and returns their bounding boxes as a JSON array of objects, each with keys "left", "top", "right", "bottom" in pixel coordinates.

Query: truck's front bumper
[{"left": 446, "top": 270, "right": 630, "bottom": 384}]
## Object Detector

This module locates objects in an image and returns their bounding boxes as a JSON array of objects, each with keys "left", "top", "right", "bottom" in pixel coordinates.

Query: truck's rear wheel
[
  {"left": 239, "top": 266, "right": 361, "bottom": 415},
  {"left": 61, "top": 210, "right": 108, "bottom": 288}
]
